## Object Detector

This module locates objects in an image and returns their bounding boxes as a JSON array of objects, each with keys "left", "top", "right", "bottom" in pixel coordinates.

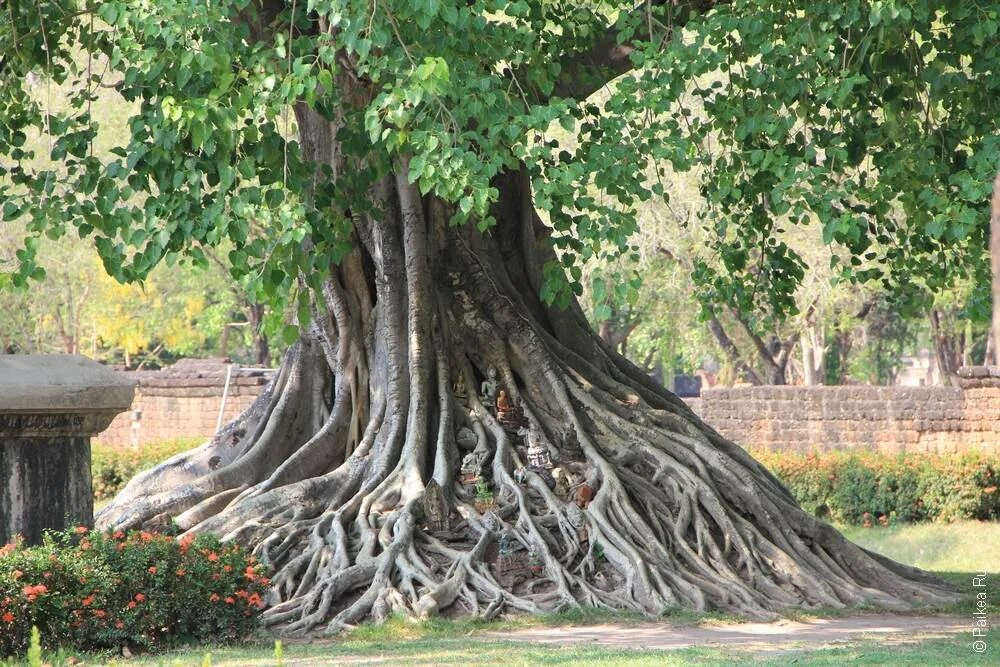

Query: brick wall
[
  {"left": 96, "top": 359, "right": 272, "bottom": 447},
  {"left": 97, "top": 360, "right": 1000, "bottom": 453},
  {"left": 685, "top": 367, "right": 1000, "bottom": 454}
]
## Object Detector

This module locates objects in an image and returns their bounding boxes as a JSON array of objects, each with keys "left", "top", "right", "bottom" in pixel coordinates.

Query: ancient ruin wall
[
  {"left": 96, "top": 359, "right": 271, "bottom": 447},
  {"left": 685, "top": 369, "right": 1000, "bottom": 453},
  {"left": 99, "top": 361, "right": 1000, "bottom": 453}
]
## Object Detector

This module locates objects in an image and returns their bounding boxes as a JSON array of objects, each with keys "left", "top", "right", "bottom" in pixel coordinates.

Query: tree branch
[
  {"left": 707, "top": 315, "right": 762, "bottom": 385},
  {"left": 548, "top": 0, "right": 724, "bottom": 101}
]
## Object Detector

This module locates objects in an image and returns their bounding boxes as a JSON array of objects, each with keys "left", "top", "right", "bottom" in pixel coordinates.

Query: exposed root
[{"left": 97, "top": 160, "right": 958, "bottom": 636}]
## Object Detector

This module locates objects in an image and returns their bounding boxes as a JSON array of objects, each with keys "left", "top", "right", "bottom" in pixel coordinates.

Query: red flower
[
  {"left": 0, "top": 543, "right": 16, "bottom": 557},
  {"left": 127, "top": 601, "right": 137, "bottom": 609},
  {"left": 247, "top": 593, "right": 263, "bottom": 608},
  {"left": 42, "top": 571, "right": 52, "bottom": 579},
  {"left": 244, "top": 566, "right": 257, "bottom": 581},
  {"left": 209, "top": 593, "right": 220, "bottom": 602},
  {"left": 259, "top": 577, "right": 271, "bottom": 587},
  {"left": 93, "top": 609, "right": 106, "bottom": 618},
  {"left": 81, "top": 595, "right": 94, "bottom": 607},
  {"left": 11, "top": 570, "right": 22, "bottom": 579},
  {"left": 206, "top": 551, "right": 219, "bottom": 562},
  {"left": 148, "top": 566, "right": 158, "bottom": 574},
  {"left": 139, "top": 531, "right": 154, "bottom": 542},
  {"left": 74, "top": 525, "right": 89, "bottom": 534},
  {"left": 236, "top": 590, "right": 249, "bottom": 599},
  {"left": 134, "top": 593, "right": 146, "bottom": 603},
  {"left": 22, "top": 584, "right": 48, "bottom": 597},
  {"left": 211, "top": 573, "right": 221, "bottom": 581},
  {"left": 223, "top": 564, "right": 232, "bottom": 572},
  {"left": 112, "top": 530, "right": 126, "bottom": 540},
  {"left": 224, "top": 596, "right": 235, "bottom": 605},
  {"left": 1, "top": 612, "right": 13, "bottom": 623},
  {"left": 79, "top": 540, "right": 92, "bottom": 551},
  {"left": 176, "top": 568, "right": 186, "bottom": 577},
  {"left": 115, "top": 621, "right": 125, "bottom": 629}
]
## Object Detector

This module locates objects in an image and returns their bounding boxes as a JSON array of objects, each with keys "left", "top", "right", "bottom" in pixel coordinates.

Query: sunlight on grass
[{"left": 840, "top": 520, "right": 1000, "bottom": 573}]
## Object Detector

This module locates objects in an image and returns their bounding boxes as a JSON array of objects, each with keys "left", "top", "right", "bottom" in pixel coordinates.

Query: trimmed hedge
[
  {"left": 0, "top": 527, "right": 269, "bottom": 657},
  {"left": 752, "top": 450, "right": 1000, "bottom": 525},
  {"left": 91, "top": 439, "right": 201, "bottom": 501}
]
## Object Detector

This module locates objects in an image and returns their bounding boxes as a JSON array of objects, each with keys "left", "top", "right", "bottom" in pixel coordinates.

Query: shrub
[
  {"left": 752, "top": 450, "right": 1000, "bottom": 525},
  {"left": 0, "top": 527, "right": 269, "bottom": 657},
  {"left": 91, "top": 439, "right": 201, "bottom": 501}
]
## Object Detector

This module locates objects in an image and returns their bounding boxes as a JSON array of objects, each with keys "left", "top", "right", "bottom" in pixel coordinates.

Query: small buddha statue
[
  {"left": 480, "top": 366, "right": 499, "bottom": 408},
  {"left": 496, "top": 390, "right": 526, "bottom": 428}
]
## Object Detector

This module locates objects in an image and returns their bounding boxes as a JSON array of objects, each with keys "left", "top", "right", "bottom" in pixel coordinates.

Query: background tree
[{"left": 3, "top": 0, "right": 981, "bottom": 632}]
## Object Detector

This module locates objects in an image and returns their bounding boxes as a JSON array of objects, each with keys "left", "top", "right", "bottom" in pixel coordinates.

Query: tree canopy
[{"left": 3, "top": 1, "right": 998, "bottom": 325}]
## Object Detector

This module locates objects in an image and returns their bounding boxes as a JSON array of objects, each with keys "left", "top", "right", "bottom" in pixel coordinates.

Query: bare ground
[{"left": 481, "top": 613, "right": 969, "bottom": 653}]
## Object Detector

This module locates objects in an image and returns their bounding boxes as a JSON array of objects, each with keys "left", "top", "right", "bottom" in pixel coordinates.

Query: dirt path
[{"left": 483, "top": 613, "right": 968, "bottom": 653}]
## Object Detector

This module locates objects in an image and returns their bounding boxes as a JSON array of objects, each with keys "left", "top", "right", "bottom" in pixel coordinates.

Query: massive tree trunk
[{"left": 97, "top": 109, "right": 956, "bottom": 636}]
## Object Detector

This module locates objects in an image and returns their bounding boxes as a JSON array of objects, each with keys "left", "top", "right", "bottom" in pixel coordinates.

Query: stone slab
[{"left": 0, "top": 355, "right": 135, "bottom": 413}]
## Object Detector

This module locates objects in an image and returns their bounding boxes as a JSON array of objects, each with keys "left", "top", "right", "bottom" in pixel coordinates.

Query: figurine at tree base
[
  {"left": 525, "top": 428, "right": 553, "bottom": 469},
  {"left": 551, "top": 467, "right": 573, "bottom": 499},
  {"left": 459, "top": 440, "right": 491, "bottom": 485},
  {"left": 561, "top": 424, "right": 583, "bottom": 457},
  {"left": 496, "top": 390, "right": 527, "bottom": 429},
  {"left": 453, "top": 372, "right": 468, "bottom": 403},
  {"left": 480, "top": 366, "right": 499, "bottom": 409},
  {"left": 421, "top": 479, "right": 450, "bottom": 534},
  {"left": 575, "top": 483, "right": 595, "bottom": 509}
]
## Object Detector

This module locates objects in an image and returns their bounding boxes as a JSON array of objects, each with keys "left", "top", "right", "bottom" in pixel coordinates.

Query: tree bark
[
  {"left": 991, "top": 171, "right": 1000, "bottom": 366},
  {"left": 96, "top": 112, "right": 956, "bottom": 633}
]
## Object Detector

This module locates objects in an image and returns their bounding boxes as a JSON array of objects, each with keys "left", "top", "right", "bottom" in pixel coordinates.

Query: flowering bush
[
  {"left": 753, "top": 450, "right": 1000, "bottom": 525},
  {"left": 0, "top": 527, "right": 269, "bottom": 657}
]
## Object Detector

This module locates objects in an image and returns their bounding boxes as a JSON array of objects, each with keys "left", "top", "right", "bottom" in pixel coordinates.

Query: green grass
[
  {"left": 54, "top": 633, "right": 993, "bottom": 666},
  {"left": 840, "top": 520, "right": 1000, "bottom": 573}
]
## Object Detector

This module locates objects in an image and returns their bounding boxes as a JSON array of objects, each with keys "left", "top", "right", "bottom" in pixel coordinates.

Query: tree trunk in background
[
  {"left": 248, "top": 303, "right": 270, "bottom": 366},
  {"left": 991, "top": 171, "right": 1000, "bottom": 366}
]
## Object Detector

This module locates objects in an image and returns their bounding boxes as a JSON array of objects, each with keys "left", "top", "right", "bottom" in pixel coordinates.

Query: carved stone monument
[
  {"left": 0, "top": 355, "right": 135, "bottom": 545},
  {"left": 421, "top": 479, "right": 450, "bottom": 534}
]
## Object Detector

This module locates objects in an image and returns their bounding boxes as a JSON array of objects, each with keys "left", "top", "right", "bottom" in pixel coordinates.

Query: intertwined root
[
  {"left": 97, "top": 322, "right": 957, "bottom": 634},
  {"left": 97, "top": 170, "right": 958, "bottom": 635}
]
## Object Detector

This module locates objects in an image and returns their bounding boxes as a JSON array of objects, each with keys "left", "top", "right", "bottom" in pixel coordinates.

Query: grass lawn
[
  {"left": 841, "top": 521, "right": 1000, "bottom": 573},
  {"left": 114, "top": 634, "right": 990, "bottom": 666},
  {"left": 26, "top": 521, "right": 996, "bottom": 666}
]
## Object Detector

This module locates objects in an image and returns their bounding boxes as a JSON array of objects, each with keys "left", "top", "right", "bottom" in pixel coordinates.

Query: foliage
[
  {"left": 2, "top": 1, "right": 998, "bottom": 333},
  {"left": 91, "top": 439, "right": 203, "bottom": 501},
  {"left": 0, "top": 527, "right": 269, "bottom": 657},
  {"left": 754, "top": 450, "right": 1000, "bottom": 525}
]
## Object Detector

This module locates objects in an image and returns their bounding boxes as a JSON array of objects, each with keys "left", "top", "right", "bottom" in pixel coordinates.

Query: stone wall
[
  {"left": 96, "top": 359, "right": 272, "bottom": 447},
  {"left": 98, "top": 360, "right": 1000, "bottom": 453},
  {"left": 685, "top": 368, "right": 1000, "bottom": 454}
]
